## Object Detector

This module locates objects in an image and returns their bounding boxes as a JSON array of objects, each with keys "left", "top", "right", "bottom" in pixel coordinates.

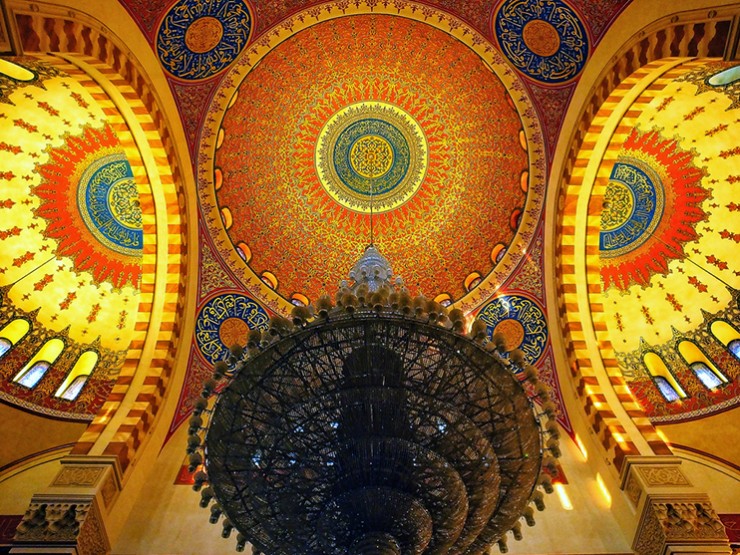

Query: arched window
[
  {"left": 58, "top": 375, "right": 88, "bottom": 401},
  {"left": 643, "top": 352, "right": 686, "bottom": 402},
  {"left": 55, "top": 351, "right": 98, "bottom": 401},
  {"left": 0, "top": 319, "right": 31, "bottom": 359},
  {"left": 677, "top": 340, "right": 727, "bottom": 390},
  {"left": 729, "top": 339, "right": 740, "bottom": 360},
  {"left": 17, "top": 361, "right": 51, "bottom": 389},
  {"left": 654, "top": 376, "right": 680, "bottom": 402},
  {"left": 0, "top": 59, "right": 35, "bottom": 81},
  {"left": 710, "top": 320, "right": 740, "bottom": 361},
  {"left": 689, "top": 362, "right": 722, "bottom": 390},
  {"left": 0, "top": 338, "right": 11, "bottom": 358},
  {"left": 13, "top": 338, "right": 64, "bottom": 389}
]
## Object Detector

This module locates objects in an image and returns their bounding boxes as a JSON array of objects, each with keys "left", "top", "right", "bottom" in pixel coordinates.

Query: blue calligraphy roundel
[
  {"left": 495, "top": 0, "right": 589, "bottom": 84},
  {"left": 195, "top": 293, "right": 270, "bottom": 365},
  {"left": 478, "top": 294, "right": 548, "bottom": 365},
  {"left": 599, "top": 159, "right": 665, "bottom": 257},
  {"left": 157, "top": 0, "right": 252, "bottom": 80},
  {"left": 77, "top": 154, "right": 143, "bottom": 257}
]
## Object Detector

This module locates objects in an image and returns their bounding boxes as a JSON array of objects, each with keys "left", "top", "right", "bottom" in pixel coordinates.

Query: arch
[
  {"left": 710, "top": 319, "right": 740, "bottom": 350},
  {"left": 0, "top": 59, "right": 35, "bottom": 81},
  {"left": 653, "top": 376, "right": 681, "bottom": 403},
  {"left": 55, "top": 351, "right": 99, "bottom": 401},
  {"left": 13, "top": 338, "right": 65, "bottom": 388},
  {"left": 0, "top": 319, "right": 31, "bottom": 359},
  {"left": 676, "top": 340, "right": 728, "bottom": 389},
  {"left": 548, "top": 4, "right": 738, "bottom": 465},
  {"left": 643, "top": 352, "right": 687, "bottom": 400},
  {"left": 8, "top": 4, "right": 193, "bottom": 474}
]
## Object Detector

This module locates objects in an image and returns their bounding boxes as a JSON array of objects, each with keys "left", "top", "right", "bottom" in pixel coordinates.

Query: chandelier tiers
[{"left": 187, "top": 246, "right": 560, "bottom": 554}]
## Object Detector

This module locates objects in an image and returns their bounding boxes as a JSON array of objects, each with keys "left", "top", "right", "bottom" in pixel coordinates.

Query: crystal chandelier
[{"left": 187, "top": 246, "right": 560, "bottom": 554}]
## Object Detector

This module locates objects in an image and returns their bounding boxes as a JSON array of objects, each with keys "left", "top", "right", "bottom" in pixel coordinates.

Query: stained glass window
[
  {"left": 729, "top": 339, "right": 740, "bottom": 360},
  {"left": 17, "top": 361, "right": 51, "bottom": 389},
  {"left": 59, "top": 375, "right": 89, "bottom": 401},
  {"left": 0, "top": 338, "right": 11, "bottom": 359},
  {"left": 13, "top": 338, "right": 64, "bottom": 389},
  {"left": 690, "top": 362, "right": 722, "bottom": 389},
  {"left": 654, "top": 376, "right": 680, "bottom": 402},
  {"left": 55, "top": 351, "right": 98, "bottom": 401}
]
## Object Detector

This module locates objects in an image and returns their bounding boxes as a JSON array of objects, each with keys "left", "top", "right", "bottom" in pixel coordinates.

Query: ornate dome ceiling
[
  {"left": 171, "top": 1, "right": 572, "bottom": 436},
  {"left": 0, "top": 58, "right": 142, "bottom": 418},
  {"left": 595, "top": 60, "right": 740, "bottom": 422},
  {"left": 200, "top": 12, "right": 544, "bottom": 307}
]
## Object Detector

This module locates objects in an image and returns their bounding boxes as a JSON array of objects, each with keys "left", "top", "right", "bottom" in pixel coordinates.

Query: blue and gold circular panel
[
  {"left": 315, "top": 102, "right": 427, "bottom": 213},
  {"left": 195, "top": 293, "right": 269, "bottom": 364},
  {"left": 494, "top": 0, "right": 589, "bottom": 84},
  {"left": 478, "top": 294, "right": 548, "bottom": 365},
  {"left": 77, "top": 154, "right": 143, "bottom": 257},
  {"left": 599, "top": 159, "right": 665, "bottom": 257},
  {"left": 157, "top": 0, "right": 252, "bottom": 80}
]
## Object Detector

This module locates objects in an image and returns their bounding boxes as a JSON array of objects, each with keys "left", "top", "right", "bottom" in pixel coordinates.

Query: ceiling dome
[{"left": 199, "top": 8, "right": 545, "bottom": 309}]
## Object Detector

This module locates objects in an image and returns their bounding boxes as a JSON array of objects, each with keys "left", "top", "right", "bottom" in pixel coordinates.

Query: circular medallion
[
  {"left": 195, "top": 293, "right": 269, "bottom": 365},
  {"left": 599, "top": 129, "right": 708, "bottom": 291},
  {"left": 109, "top": 176, "right": 142, "bottom": 229},
  {"left": 77, "top": 154, "right": 143, "bottom": 257},
  {"left": 316, "top": 102, "right": 427, "bottom": 213},
  {"left": 185, "top": 16, "right": 224, "bottom": 54},
  {"left": 600, "top": 181, "right": 633, "bottom": 232},
  {"left": 33, "top": 123, "right": 141, "bottom": 289},
  {"left": 478, "top": 295, "right": 548, "bottom": 364},
  {"left": 218, "top": 316, "right": 250, "bottom": 347},
  {"left": 599, "top": 159, "right": 664, "bottom": 256},
  {"left": 157, "top": 0, "right": 252, "bottom": 80},
  {"left": 522, "top": 20, "right": 560, "bottom": 57},
  {"left": 491, "top": 318, "right": 526, "bottom": 352},
  {"left": 350, "top": 135, "right": 394, "bottom": 178},
  {"left": 494, "top": 0, "right": 589, "bottom": 84}
]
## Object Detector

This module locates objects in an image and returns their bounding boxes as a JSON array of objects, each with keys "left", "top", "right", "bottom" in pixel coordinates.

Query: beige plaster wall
[
  {"left": 0, "top": 401, "right": 86, "bottom": 470},
  {"left": 0, "top": 455, "right": 63, "bottom": 515},
  {"left": 659, "top": 407, "right": 740, "bottom": 469}
]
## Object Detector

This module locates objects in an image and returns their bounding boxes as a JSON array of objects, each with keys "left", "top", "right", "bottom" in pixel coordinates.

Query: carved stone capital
[
  {"left": 620, "top": 456, "right": 693, "bottom": 509},
  {"left": 50, "top": 456, "right": 122, "bottom": 512},
  {"left": 12, "top": 494, "right": 109, "bottom": 555},
  {"left": 633, "top": 494, "right": 731, "bottom": 555},
  {"left": 10, "top": 455, "right": 119, "bottom": 555}
]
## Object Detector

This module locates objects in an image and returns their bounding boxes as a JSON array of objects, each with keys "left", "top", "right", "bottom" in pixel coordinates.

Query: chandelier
[{"left": 187, "top": 246, "right": 560, "bottom": 554}]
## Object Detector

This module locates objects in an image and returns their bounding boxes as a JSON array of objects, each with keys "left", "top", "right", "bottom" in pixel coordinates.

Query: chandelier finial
[{"left": 345, "top": 244, "right": 401, "bottom": 294}]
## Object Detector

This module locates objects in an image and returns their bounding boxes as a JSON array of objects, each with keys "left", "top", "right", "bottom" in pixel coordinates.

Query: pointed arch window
[
  {"left": 689, "top": 362, "right": 722, "bottom": 390},
  {"left": 729, "top": 339, "right": 740, "bottom": 360},
  {"left": 710, "top": 320, "right": 740, "bottom": 361},
  {"left": 653, "top": 376, "right": 680, "bottom": 402},
  {"left": 55, "top": 351, "right": 98, "bottom": 401},
  {"left": 17, "top": 361, "right": 51, "bottom": 389},
  {"left": 643, "top": 352, "right": 686, "bottom": 402},
  {"left": 0, "top": 338, "right": 11, "bottom": 358},
  {"left": 0, "top": 319, "right": 31, "bottom": 360},
  {"left": 677, "top": 340, "right": 727, "bottom": 390},
  {"left": 0, "top": 59, "right": 35, "bottom": 81},
  {"left": 13, "top": 338, "right": 64, "bottom": 389}
]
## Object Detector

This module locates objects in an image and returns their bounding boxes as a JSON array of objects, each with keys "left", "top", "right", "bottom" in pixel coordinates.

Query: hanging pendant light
[{"left": 187, "top": 246, "right": 559, "bottom": 554}]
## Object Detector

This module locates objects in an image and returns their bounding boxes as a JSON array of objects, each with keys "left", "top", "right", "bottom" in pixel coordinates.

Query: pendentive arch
[
  {"left": 546, "top": 2, "right": 737, "bottom": 474},
  {"left": 4, "top": 0, "right": 196, "bottom": 478}
]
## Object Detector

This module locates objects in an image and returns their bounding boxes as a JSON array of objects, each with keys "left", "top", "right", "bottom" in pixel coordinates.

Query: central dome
[{"left": 201, "top": 9, "right": 544, "bottom": 307}]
